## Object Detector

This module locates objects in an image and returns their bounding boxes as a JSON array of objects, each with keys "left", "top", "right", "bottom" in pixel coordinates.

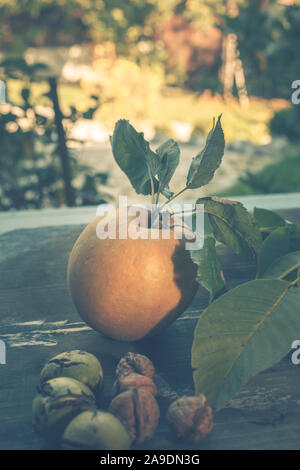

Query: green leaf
[
  {"left": 253, "top": 207, "right": 286, "bottom": 232},
  {"left": 260, "top": 250, "right": 300, "bottom": 280},
  {"left": 110, "top": 120, "right": 159, "bottom": 195},
  {"left": 257, "top": 224, "right": 300, "bottom": 277},
  {"left": 190, "top": 236, "right": 226, "bottom": 301},
  {"left": 156, "top": 139, "right": 180, "bottom": 193},
  {"left": 186, "top": 115, "right": 225, "bottom": 189},
  {"left": 197, "top": 196, "right": 262, "bottom": 259},
  {"left": 144, "top": 144, "right": 161, "bottom": 178},
  {"left": 192, "top": 279, "right": 300, "bottom": 410},
  {"left": 190, "top": 212, "right": 214, "bottom": 238}
]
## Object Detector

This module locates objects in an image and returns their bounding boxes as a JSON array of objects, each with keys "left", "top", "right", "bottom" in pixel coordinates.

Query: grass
[
  {"left": 139, "top": 91, "right": 281, "bottom": 143},
  {"left": 6, "top": 78, "right": 288, "bottom": 144},
  {"left": 5, "top": 77, "right": 299, "bottom": 199},
  {"left": 97, "top": 88, "right": 287, "bottom": 144}
]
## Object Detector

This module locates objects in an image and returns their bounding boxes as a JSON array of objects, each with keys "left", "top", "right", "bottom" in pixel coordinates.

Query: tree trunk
[
  {"left": 48, "top": 77, "right": 75, "bottom": 207},
  {"left": 222, "top": 0, "right": 249, "bottom": 107}
]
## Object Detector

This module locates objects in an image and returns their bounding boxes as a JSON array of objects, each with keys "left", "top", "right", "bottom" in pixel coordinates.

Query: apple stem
[
  {"left": 148, "top": 166, "right": 156, "bottom": 206},
  {"left": 158, "top": 186, "right": 188, "bottom": 212},
  {"left": 155, "top": 183, "right": 161, "bottom": 206},
  {"left": 172, "top": 208, "right": 201, "bottom": 216},
  {"left": 151, "top": 186, "right": 188, "bottom": 225}
]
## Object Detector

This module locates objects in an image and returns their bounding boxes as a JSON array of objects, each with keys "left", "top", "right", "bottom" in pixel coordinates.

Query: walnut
[
  {"left": 116, "top": 352, "right": 155, "bottom": 379},
  {"left": 109, "top": 388, "right": 159, "bottom": 444},
  {"left": 167, "top": 395, "right": 213, "bottom": 443},
  {"left": 113, "top": 373, "right": 157, "bottom": 396}
]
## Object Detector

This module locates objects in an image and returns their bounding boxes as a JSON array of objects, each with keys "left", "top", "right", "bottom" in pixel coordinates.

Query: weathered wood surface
[{"left": 0, "top": 208, "right": 300, "bottom": 450}]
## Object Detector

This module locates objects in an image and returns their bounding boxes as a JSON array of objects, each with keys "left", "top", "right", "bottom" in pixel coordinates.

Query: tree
[
  {"left": 226, "top": 0, "right": 300, "bottom": 99},
  {"left": 0, "top": 0, "right": 158, "bottom": 55}
]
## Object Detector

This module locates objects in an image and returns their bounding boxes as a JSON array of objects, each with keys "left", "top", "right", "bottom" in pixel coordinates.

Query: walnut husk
[{"left": 113, "top": 373, "right": 157, "bottom": 396}]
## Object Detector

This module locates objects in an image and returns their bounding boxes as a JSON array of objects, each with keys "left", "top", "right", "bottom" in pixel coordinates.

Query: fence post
[{"left": 0, "top": 340, "right": 6, "bottom": 364}]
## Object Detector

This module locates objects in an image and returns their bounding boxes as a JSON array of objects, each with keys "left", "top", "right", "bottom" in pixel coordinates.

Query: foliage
[
  {"left": 192, "top": 215, "right": 300, "bottom": 410},
  {"left": 253, "top": 207, "right": 285, "bottom": 232},
  {"left": 260, "top": 250, "right": 300, "bottom": 281},
  {"left": 73, "top": 83, "right": 280, "bottom": 144},
  {"left": 222, "top": 143, "right": 300, "bottom": 196},
  {"left": 0, "top": 0, "right": 298, "bottom": 99},
  {"left": 111, "top": 119, "right": 159, "bottom": 195},
  {"left": 257, "top": 224, "right": 300, "bottom": 277},
  {"left": 0, "top": 0, "right": 158, "bottom": 55},
  {"left": 186, "top": 115, "right": 224, "bottom": 189},
  {"left": 111, "top": 117, "right": 300, "bottom": 411},
  {"left": 6, "top": 71, "right": 283, "bottom": 145},
  {"left": 197, "top": 196, "right": 262, "bottom": 259},
  {"left": 0, "top": 98, "right": 59, "bottom": 210},
  {"left": 0, "top": 97, "right": 109, "bottom": 210},
  {"left": 111, "top": 115, "right": 226, "bottom": 204},
  {"left": 0, "top": 60, "right": 109, "bottom": 210},
  {"left": 192, "top": 278, "right": 300, "bottom": 410},
  {"left": 227, "top": 1, "right": 300, "bottom": 99},
  {"left": 270, "top": 105, "right": 300, "bottom": 142},
  {"left": 156, "top": 139, "right": 180, "bottom": 200},
  {"left": 190, "top": 235, "right": 226, "bottom": 302},
  {"left": 0, "top": 0, "right": 228, "bottom": 52},
  {"left": 0, "top": 0, "right": 222, "bottom": 94}
]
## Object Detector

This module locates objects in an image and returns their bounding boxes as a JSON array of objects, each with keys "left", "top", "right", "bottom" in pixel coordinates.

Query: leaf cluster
[
  {"left": 0, "top": 76, "right": 106, "bottom": 210},
  {"left": 111, "top": 117, "right": 300, "bottom": 411},
  {"left": 111, "top": 116, "right": 224, "bottom": 202}
]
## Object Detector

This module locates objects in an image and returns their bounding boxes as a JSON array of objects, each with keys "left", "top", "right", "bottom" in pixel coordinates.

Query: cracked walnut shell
[
  {"left": 116, "top": 352, "right": 155, "bottom": 379},
  {"left": 109, "top": 388, "right": 159, "bottom": 444},
  {"left": 113, "top": 373, "right": 157, "bottom": 396},
  {"left": 167, "top": 395, "right": 213, "bottom": 443}
]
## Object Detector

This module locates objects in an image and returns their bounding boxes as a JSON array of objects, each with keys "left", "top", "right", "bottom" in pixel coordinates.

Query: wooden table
[{"left": 1, "top": 208, "right": 300, "bottom": 450}]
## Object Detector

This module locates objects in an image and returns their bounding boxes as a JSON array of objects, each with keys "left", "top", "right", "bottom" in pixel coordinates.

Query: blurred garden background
[{"left": 0, "top": 0, "right": 299, "bottom": 210}]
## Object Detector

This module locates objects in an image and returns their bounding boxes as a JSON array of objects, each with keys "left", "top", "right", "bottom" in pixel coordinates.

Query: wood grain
[{"left": 0, "top": 209, "right": 300, "bottom": 450}]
